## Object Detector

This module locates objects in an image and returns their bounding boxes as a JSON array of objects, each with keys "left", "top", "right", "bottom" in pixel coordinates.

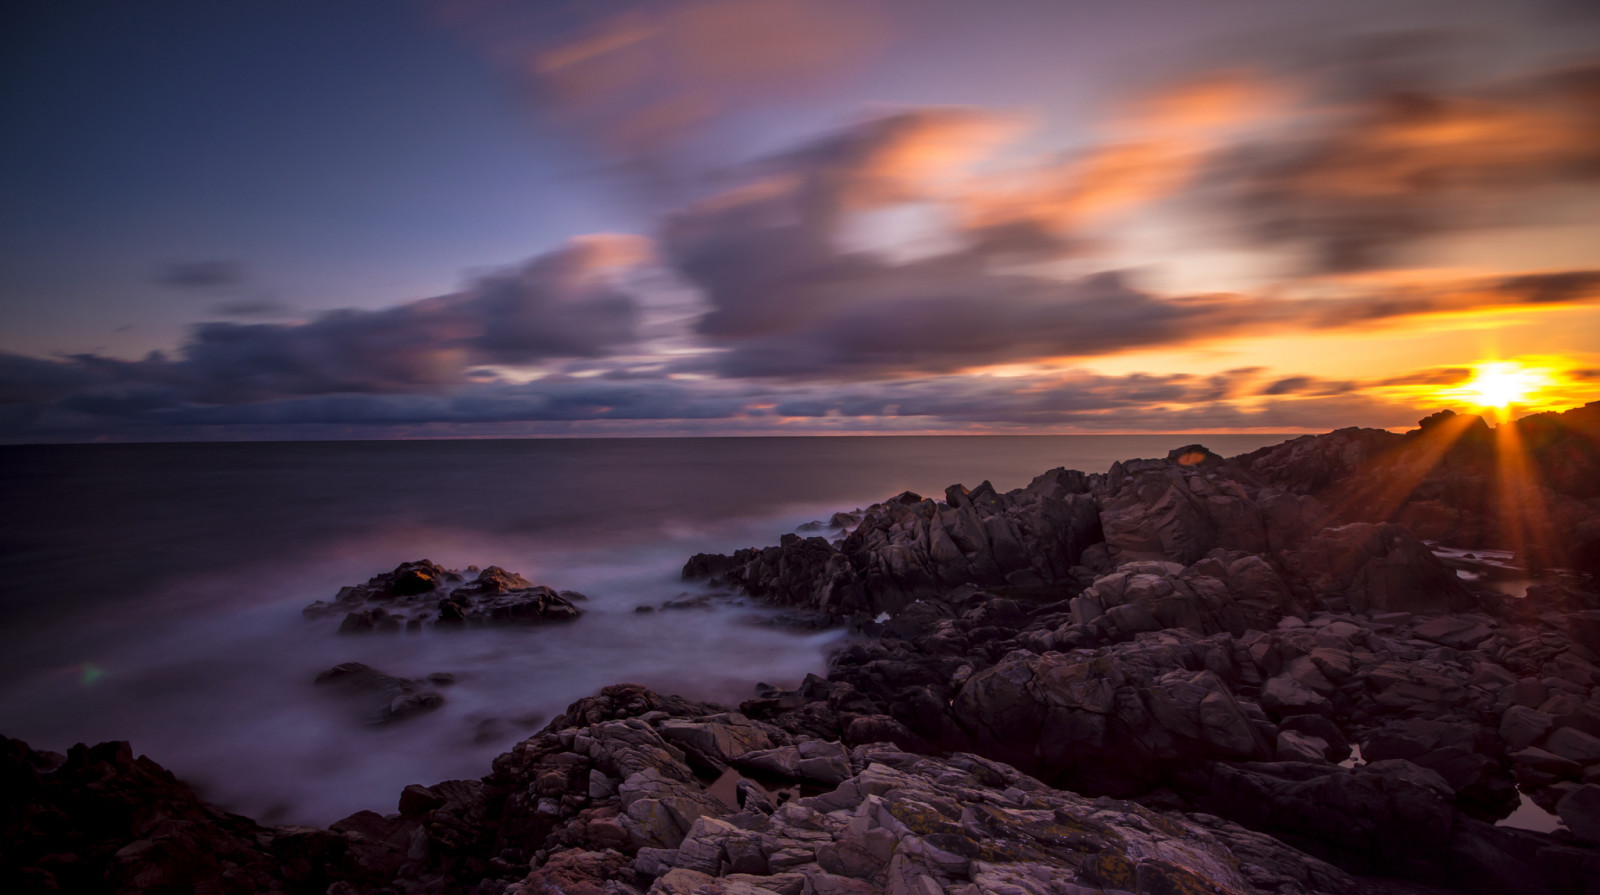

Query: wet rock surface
[
  {"left": 303, "top": 560, "right": 585, "bottom": 633},
  {"left": 10, "top": 410, "right": 1600, "bottom": 893},
  {"left": 313, "top": 662, "right": 452, "bottom": 726}
]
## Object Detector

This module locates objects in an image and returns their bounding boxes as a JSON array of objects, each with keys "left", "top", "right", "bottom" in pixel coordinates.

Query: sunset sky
[{"left": 3, "top": 0, "right": 1599, "bottom": 441}]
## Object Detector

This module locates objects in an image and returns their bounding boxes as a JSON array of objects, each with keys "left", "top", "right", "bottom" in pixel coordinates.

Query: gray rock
[
  {"left": 1557, "top": 784, "right": 1600, "bottom": 843},
  {"left": 1276, "top": 730, "right": 1330, "bottom": 763},
  {"left": 1499, "top": 706, "right": 1553, "bottom": 751},
  {"left": 1260, "top": 675, "right": 1332, "bottom": 719},
  {"left": 1545, "top": 727, "right": 1600, "bottom": 765},
  {"left": 1413, "top": 616, "right": 1494, "bottom": 650}
]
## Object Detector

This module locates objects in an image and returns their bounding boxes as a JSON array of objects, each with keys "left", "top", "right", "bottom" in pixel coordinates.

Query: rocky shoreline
[{"left": 5, "top": 404, "right": 1600, "bottom": 895}]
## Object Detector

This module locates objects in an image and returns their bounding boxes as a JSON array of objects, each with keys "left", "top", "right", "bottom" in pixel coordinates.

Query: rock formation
[
  {"left": 303, "top": 560, "right": 584, "bottom": 633},
  {"left": 10, "top": 409, "right": 1600, "bottom": 893}
]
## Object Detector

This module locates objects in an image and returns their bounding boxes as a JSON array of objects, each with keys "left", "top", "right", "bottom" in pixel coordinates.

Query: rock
[
  {"left": 1413, "top": 616, "right": 1495, "bottom": 650},
  {"left": 1096, "top": 450, "right": 1324, "bottom": 565},
  {"left": 1239, "top": 405, "right": 1600, "bottom": 568},
  {"left": 947, "top": 636, "right": 1270, "bottom": 793},
  {"left": 683, "top": 469, "right": 1102, "bottom": 615},
  {"left": 659, "top": 715, "right": 776, "bottom": 768},
  {"left": 1557, "top": 784, "right": 1600, "bottom": 843},
  {"left": 1206, "top": 759, "right": 1457, "bottom": 872},
  {"left": 1510, "top": 747, "right": 1581, "bottom": 785},
  {"left": 312, "top": 662, "right": 446, "bottom": 725},
  {"left": 0, "top": 736, "right": 329, "bottom": 894},
  {"left": 305, "top": 560, "right": 583, "bottom": 632},
  {"left": 1499, "top": 706, "right": 1554, "bottom": 751},
  {"left": 1544, "top": 727, "right": 1600, "bottom": 765},
  {"left": 398, "top": 783, "right": 445, "bottom": 817},
  {"left": 1286, "top": 523, "right": 1476, "bottom": 614},
  {"left": 1278, "top": 715, "right": 1350, "bottom": 761},
  {"left": 1260, "top": 675, "right": 1332, "bottom": 719},
  {"left": 1276, "top": 730, "right": 1330, "bottom": 763}
]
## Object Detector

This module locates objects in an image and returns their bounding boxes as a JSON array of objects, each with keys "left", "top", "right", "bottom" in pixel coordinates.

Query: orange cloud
[
  {"left": 1204, "top": 55, "right": 1600, "bottom": 271},
  {"left": 955, "top": 72, "right": 1285, "bottom": 250},
  {"left": 443, "top": 0, "right": 887, "bottom": 159}
]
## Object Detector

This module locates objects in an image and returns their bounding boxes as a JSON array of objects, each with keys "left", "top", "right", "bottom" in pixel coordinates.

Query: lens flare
[{"left": 1445, "top": 361, "right": 1555, "bottom": 420}]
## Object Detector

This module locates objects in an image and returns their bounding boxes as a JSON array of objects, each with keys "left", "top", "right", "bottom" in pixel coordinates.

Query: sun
[{"left": 1449, "top": 361, "right": 1551, "bottom": 415}]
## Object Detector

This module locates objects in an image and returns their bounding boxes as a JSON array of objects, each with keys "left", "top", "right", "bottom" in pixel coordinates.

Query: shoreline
[{"left": 6, "top": 405, "right": 1600, "bottom": 894}]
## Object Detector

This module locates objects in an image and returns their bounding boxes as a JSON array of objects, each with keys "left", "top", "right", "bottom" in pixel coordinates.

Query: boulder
[{"left": 1557, "top": 784, "right": 1600, "bottom": 843}]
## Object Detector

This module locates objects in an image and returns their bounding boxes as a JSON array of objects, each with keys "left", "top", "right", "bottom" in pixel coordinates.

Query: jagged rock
[
  {"left": 304, "top": 560, "right": 583, "bottom": 633},
  {"left": 949, "top": 635, "right": 1270, "bottom": 793},
  {"left": 1287, "top": 523, "right": 1477, "bottom": 613},
  {"left": 1206, "top": 759, "right": 1457, "bottom": 873},
  {"left": 1096, "top": 447, "right": 1327, "bottom": 565},
  {"left": 684, "top": 469, "right": 1102, "bottom": 615},
  {"left": 1240, "top": 404, "right": 1600, "bottom": 567},
  {"left": 0, "top": 736, "right": 344, "bottom": 894}
]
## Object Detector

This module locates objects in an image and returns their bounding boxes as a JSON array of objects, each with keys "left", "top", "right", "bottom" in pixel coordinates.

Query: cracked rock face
[
  {"left": 14, "top": 411, "right": 1600, "bottom": 895},
  {"left": 484, "top": 685, "right": 1369, "bottom": 895}
]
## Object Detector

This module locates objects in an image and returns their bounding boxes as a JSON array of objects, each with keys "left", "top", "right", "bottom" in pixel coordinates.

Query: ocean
[{"left": 0, "top": 434, "right": 1287, "bottom": 826}]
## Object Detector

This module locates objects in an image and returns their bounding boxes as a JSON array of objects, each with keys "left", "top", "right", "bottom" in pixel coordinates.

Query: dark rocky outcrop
[
  {"left": 16, "top": 415, "right": 1600, "bottom": 893},
  {"left": 1238, "top": 403, "right": 1600, "bottom": 570},
  {"left": 303, "top": 560, "right": 584, "bottom": 633},
  {"left": 0, "top": 736, "right": 344, "bottom": 895},
  {"left": 685, "top": 469, "right": 1103, "bottom": 617}
]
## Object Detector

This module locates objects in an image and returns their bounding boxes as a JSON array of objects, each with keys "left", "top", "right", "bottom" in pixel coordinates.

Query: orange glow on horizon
[{"left": 1438, "top": 360, "right": 1560, "bottom": 422}]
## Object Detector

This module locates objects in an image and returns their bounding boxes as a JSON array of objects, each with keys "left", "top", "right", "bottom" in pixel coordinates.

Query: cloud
[
  {"left": 660, "top": 109, "right": 1600, "bottom": 380},
  {"left": 1376, "top": 367, "right": 1473, "bottom": 387},
  {"left": 0, "top": 360, "right": 1426, "bottom": 441},
  {"left": 7, "top": 339, "right": 1593, "bottom": 441},
  {"left": 1197, "top": 47, "right": 1600, "bottom": 271},
  {"left": 156, "top": 260, "right": 247, "bottom": 290},
  {"left": 1260, "top": 376, "right": 1312, "bottom": 396},
  {"left": 7, "top": 237, "right": 649, "bottom": 407},
  {"left": 434, "top": 0, "right": 885, "bottom": 172},
  {"left": 212, "top": 298, "right": 292, "bottom": 318}
]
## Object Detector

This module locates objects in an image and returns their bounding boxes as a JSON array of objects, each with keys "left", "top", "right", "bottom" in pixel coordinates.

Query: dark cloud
[
  {"left": 5, "top": 338, "right": 1573, "bottom": 442},
  {"left": 0, "top": 352, "right": 110, "bottom": 404},
  {"left": 1200, "top": 48, "right": 1600, "bottom": 272},
  {"left": 661, "top": 111, "right": 1600, "bottom": 379},
  {"left": 1496, "top": 270, "right": 1600, "bottom": 304},
  {"left": 156, "top": 261, "right": 248, "bottom": 290},
  {"left": 1377, "top": 367, "right": 1472, "bottom": 387},
  {"left": 433, "top": 0, "right": 885, "bottom": 186},
  {"left": 6, "top": 238, "right": 647, "bottom": 407},
  {"left": 1260, "top": 376, "right": 1311, "bottom": 396},
  {"left": 212, "top": 298, "right": 291, "bottom": 318},
  {"left": 0, "top": 360, "right": 1412, "bottom": 440}
]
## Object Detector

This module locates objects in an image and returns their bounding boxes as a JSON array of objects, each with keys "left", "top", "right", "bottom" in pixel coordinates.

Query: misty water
[{"left": 0, "top": 434, "right": 1285, "bottom": 826}]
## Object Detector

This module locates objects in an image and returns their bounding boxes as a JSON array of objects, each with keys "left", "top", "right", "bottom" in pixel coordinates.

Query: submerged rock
[{"left": 312, "top": 662, "right": 448, "bottom": 725}]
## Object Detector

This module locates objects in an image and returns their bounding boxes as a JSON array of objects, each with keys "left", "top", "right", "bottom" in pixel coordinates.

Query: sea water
[{"left": 0, "top": 434, "right": 1284, "bottom": 825}]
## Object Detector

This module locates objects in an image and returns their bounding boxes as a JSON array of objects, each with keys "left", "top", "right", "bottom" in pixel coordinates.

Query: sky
[{"left": 2, "top": 0, "right": 1599, "bottom": 441}]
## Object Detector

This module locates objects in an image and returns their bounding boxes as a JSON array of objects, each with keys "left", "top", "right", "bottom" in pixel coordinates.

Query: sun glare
[{"left": 1448, "top": 361, "right": 1552, "bottom": 416}]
